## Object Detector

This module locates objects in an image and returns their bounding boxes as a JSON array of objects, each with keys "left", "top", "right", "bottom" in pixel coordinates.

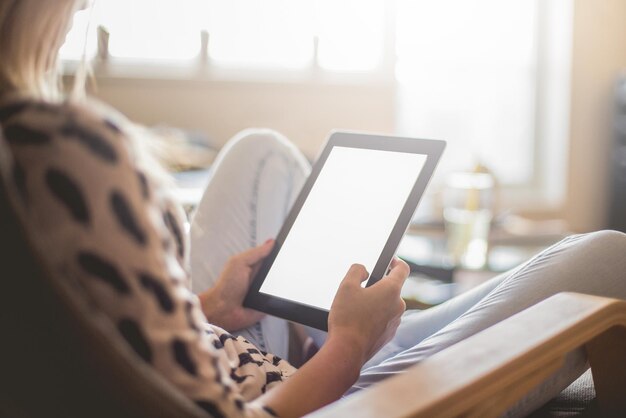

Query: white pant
[
  {"left": 190, "top": 129, "right": 313, "bottom": 357},
  {"left": 190, "top": 129, "right": 626, "bottom": 417}
]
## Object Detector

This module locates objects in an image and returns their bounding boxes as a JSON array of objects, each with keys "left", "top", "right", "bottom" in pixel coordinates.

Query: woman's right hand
[
  {"left": 260, "top": 258, "right": 410, "bottom": 418},
  {"left": 328, "top": 258, "right": 410, "bottom": 364}
]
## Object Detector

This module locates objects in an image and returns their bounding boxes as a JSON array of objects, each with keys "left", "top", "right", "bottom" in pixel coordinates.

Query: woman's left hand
[{"left": 199, "top": 239, "right": 274, "bottom": 331}]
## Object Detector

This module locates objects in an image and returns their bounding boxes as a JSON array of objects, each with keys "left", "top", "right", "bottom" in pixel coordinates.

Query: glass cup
[{"left": 443, "top": 171, "right": 495, "bottom": 269}]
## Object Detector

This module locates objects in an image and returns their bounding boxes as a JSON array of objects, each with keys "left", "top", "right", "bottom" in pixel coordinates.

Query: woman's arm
[
  {"left": 199, "top": 245, "right": 409, "bottom": 417},
  {"left": 259, "top": 260, "right": 409, "bottom": 418},
  {"left": 257, "top": 334, "right": 364, "bottom": 416},
  {"left": 199, "top": 240, "right": 273, "bottom": 331}
]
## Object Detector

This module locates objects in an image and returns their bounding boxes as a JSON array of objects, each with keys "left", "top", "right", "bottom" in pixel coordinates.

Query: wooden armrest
[{"left": 308, "top": 292, "right": 626, "bottom": 418}]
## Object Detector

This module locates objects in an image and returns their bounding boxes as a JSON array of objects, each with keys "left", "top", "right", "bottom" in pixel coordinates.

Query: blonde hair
[
  {"left": 0, "top": 0, "right": 173, "bottom": 186},
  {"left": 0, "top": 0, "right": 86, "bottom": 101}
]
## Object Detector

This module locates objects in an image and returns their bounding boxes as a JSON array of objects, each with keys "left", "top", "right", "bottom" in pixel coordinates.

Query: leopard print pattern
[{"left": 0, "top": 95, "right": 295, "bottom": 418}]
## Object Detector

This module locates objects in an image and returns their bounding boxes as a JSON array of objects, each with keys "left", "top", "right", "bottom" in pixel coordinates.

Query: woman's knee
[
  {"left": 223, "top": 128, "right": 304, "bottom": 165},
  {"left": 503, "top": 230, "right": 626, "bottom": 295},
  {"left": 220, "top": 129, "right": 311, "bottom": 190},
  {"left": 550, "top": 229, "right": 626, "bottom": 258},
  {"left": 577, "top": 230, "right": 626, "bottom": 259},
  {"left": 545, "top": 230, "right": 626, "bottom": 292}
]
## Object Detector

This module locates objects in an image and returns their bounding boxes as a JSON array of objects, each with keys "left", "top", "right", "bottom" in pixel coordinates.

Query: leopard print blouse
[{"left": 0, "top": 95, "right": 296, "bottom": 417}]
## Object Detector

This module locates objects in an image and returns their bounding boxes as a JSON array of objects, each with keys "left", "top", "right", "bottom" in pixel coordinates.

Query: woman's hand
[
  {"left": 328, "top": 258, "right": 410, "bottom": 364},
  {"left": 199, "top": 239, "right": 274, "bottom": 331},
  {"left": 260, "top": 258, "right": 410, "bottom": 418}
]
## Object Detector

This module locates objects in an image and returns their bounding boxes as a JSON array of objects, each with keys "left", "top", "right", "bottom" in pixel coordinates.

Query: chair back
[{"left": 0, "top": 176, "right": 208, "bottom": 418}]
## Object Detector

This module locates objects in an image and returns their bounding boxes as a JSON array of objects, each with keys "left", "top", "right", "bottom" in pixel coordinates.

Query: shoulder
[
  {"left": 0, "top": 95, "right": 153, "bottom": 247},
  {"left": 0, "top": 94, "right": 126, "bottom": 130},
  {"left": 0, "top": 96, "right": 129, "bottom": 163},
  {"left": 0, "top": 96, "right": 151, "bottom": 206}
]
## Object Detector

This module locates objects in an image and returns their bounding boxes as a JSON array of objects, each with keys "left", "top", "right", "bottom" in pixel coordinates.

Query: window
[
  {"left": 61, "top": 0, "right": 572, "bottom": 209},
  {"left": 395, "top": 0, "right": 538, "bottom": 186},
  {"left": 394, "top": 0, "right": 571, "bottom": 208},
  {"left": 62, "top": 0, "right": 386, "bottom": 72}
]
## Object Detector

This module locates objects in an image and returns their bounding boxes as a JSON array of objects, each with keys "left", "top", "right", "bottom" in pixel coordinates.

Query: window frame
[{"left": 61, "top": 0, "right": 572, "bottom": 214}]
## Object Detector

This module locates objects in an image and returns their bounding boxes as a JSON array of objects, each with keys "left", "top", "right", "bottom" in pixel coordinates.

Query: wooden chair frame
[{"left": 310, "top": 292, "right": 626, "bottom": 418}]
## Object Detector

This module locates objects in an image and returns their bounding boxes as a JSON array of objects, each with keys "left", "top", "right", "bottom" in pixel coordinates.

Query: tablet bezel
[{"left": 243, "top": 131, "right": 445, "bottom": 331}]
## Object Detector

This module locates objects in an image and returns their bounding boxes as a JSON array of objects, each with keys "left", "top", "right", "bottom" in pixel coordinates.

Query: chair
[
  {"left": 0, "top": 180, "right": 207, "bottom": 417},
  {"left": 309, "top": 292, "right": 626, "bottom": 418},
  {"left": 1, "top": 178, "right": 625, "bottom": 418}
]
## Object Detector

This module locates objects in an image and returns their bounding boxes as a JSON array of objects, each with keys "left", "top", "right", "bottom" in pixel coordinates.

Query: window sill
[{"left": 62, "top": 58, "right": 396, "bottom": 87}]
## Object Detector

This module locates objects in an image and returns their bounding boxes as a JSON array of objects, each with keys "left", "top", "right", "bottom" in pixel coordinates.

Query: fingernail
[{"left": 264, "top": 239, "right": 274, "bottom": 245}]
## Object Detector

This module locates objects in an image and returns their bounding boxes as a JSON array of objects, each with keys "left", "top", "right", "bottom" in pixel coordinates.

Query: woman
[{"left": 1, "top": 1, "right": 625, "bottom": 417}]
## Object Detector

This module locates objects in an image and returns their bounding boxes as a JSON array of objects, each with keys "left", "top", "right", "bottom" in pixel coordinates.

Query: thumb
[
  {"left": 239, "top": 239, "right": 275, "bottom": 265},
  {"left": 342, "top": 263, "right": 369, "bottom": 286},
  {"left": 384, "top": 258, "right": 410, "bottom": 289}
]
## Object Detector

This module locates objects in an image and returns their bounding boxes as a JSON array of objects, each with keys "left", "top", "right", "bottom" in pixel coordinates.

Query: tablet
[{"left": 244, "top": 131, "right": 445, "bottom": 330}]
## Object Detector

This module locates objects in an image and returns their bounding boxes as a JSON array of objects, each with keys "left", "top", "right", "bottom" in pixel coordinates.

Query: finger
[
  {"left": 389, "top": 257, "right": 400, "bottom": 269},
  {"left": 385, "top": 258, "right": 410, "bottom": 288},
  {"left": 239, "top": 239, "right": 275, "bottom": 265},
  {"left": 343, "top": 263, "right": 369, "bottom": 285},
  {"left": 398, "top": 298, "right": 407, "bottom": 315}
]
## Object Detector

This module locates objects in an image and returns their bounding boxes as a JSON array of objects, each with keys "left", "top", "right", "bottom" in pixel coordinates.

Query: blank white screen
[{"left": 259, "top": 146, "right": 427, "bottom": 311}]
